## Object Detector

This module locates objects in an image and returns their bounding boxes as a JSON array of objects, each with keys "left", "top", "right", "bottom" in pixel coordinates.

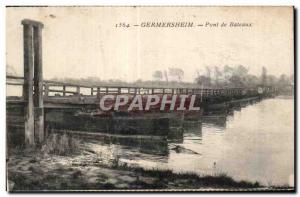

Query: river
[{"left": 71, "top": 97, "right": 295, "bottom": 187}]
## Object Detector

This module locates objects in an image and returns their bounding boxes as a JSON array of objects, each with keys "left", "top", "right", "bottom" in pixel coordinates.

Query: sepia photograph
[{"left": 5, "top": 6, "right": 294, "bottom": 192}]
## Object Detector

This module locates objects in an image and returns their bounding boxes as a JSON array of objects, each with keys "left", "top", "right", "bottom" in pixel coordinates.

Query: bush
[{"left": 41, "top": 132, "right": 80, "bottom": 155}]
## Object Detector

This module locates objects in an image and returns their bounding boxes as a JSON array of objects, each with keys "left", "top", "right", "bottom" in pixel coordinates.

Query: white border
[
  {"left": 0, "top": 0, "right": 298, "bottom": 6},
  {"left": 1, "top": 1, "right": 298, "bottom": 196}
]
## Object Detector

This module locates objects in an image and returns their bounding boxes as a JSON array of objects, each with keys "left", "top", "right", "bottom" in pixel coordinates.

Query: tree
[
  {"left": 168, "top": 67, "right": 184, "bottom": 82},
  {"left": 277, "top": 74, "right": 289, "bottom": 87},
  {"left": 234, "top": 65, "right": 248, "bottom": 77},
  {"left": 261, "top": 66, "right": 267, "bottom": 86},
  {"left": 266, "top": 75, "right": 277, "bottom": 86},
  {"left": 223, "top": 65, "right": 234, "bottom": 83},
  {"left": 152, "top": 70, "right": 163, "bottom": 81},
  {"left": 195, "top": 75, "right": 211, "bottom": 87},
  {"left": 229, "top": 75, "right": 244, "bottom": 87},
  {"left": 245, "top": 75, "right": 259, "bottom": 87},
  {"left": 205, "top": 66, "right": 211, "bottom": 86},
  {"left": 214, "top": 66, "right": 222, "bottom": 86},
  {"left": 288, "top": 74, "right": 294, "bottom": 86}
]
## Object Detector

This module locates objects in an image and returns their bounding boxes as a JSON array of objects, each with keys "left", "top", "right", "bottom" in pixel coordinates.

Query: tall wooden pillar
[
  {"left": 33, "top": 24, "right": 44, "bottom": 143},
  {"left": 22, "top": 19, "right": 44, "bottom": 145},
  {"left": 22, "top": 23, "right": 34, "bottom": 145}
]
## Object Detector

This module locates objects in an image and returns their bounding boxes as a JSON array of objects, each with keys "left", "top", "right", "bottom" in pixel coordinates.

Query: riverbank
[{"left": 7, "top": 140, "right": 262, "bottom": 192}]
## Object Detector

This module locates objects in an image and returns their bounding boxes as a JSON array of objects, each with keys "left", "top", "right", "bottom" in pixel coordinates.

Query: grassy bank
[
  {"left": 7, "top": 133, "right": 293, "bottom": 192},
  {"left": 7, "top": 145, "right": 261, "bottom": 191}
]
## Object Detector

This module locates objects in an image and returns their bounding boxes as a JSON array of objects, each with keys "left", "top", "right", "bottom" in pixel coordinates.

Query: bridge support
[{"left": 22, "top": 19, "right": 44, "bottom": 145}]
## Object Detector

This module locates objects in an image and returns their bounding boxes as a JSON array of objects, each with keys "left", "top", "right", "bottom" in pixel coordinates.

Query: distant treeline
[
  {"left": 151, "top": 65, "right": 293, "bottom": 90},
  {"left": 48, "top": 65, "right": 293, "bottom": 90},
  {"left": 48, "top": 76, "right": 199, "bottom": 88},
  {"left": 193, "top": 65, "right": 294, "bottom": 89}
]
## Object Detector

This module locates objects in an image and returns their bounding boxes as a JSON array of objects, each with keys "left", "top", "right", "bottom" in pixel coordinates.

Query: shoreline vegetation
[{"left": 6, "top": 133, "right": 292, "bottom": 192}]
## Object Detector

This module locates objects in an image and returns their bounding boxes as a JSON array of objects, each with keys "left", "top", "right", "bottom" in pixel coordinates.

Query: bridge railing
[
  {"left": 6, "top": 75, "right": 277, "bottom": 100},
  {"left": 6, "top": 75, "right": 24, "bottom": 86}
]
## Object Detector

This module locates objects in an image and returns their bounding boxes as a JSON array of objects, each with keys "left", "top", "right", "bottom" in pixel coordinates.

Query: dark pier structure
[{"left": 6, "top": 19, "right": 277, "bottom": 146}]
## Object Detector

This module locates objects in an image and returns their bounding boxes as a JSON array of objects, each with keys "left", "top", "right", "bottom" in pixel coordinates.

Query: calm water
[{"left": 84, "top": 97, "right": 294, "bottom": 187}]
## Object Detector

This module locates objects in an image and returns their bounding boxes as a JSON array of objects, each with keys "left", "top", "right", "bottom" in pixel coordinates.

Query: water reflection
[{"left": 116, "top": 97, "right": 293, "bottom": 187}]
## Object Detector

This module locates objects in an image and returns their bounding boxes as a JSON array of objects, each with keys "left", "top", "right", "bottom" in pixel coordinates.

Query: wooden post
[
  {"left": 97, "top": 87, "right": 100, "bottom": 98},
  {"left": 22, "top": 19, "right": 45, "bottom": 145},
  {"left": 76, "top": 86, "right": 80, "bottom": 96},
  {"left": 22, "top": 22, "right": 35, "bottom": 146},
  {"left": 44, "top": 83, "right": 49, "bottom": 97},
  {"left": 62, "top": 85, "right": 66, "bottom": 96},
  {"left": 44, "top": 84, "right": 49, "bottom": 97},
  {"left": 33, "top": 24, "right": 44, "bottom": 143},
  {"left": 91, "top": 87, "right": 93, "bottom": 96}
]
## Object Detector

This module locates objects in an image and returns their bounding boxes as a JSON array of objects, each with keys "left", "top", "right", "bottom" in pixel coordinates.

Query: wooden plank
[
  {"left": 6, "top": 75, "right": 25, "bottom": 80},
  {"left": 43, "top": 81, "right": 94, "bottom": 88},
  {"left": 47, "top": 89, "right": 77, "bottom": 94},
  {"left": 6, "top": 82, "right": 24, "bottom": 86}
]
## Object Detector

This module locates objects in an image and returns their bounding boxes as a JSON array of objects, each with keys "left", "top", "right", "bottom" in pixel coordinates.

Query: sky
[{"left": 6, "top": 6, "right": 294, "bottom": 82}]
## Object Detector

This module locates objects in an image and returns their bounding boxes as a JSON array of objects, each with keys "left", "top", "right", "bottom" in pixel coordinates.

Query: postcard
[{"left": 6, "top": 6, "right": 294, "bottom": 192}]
